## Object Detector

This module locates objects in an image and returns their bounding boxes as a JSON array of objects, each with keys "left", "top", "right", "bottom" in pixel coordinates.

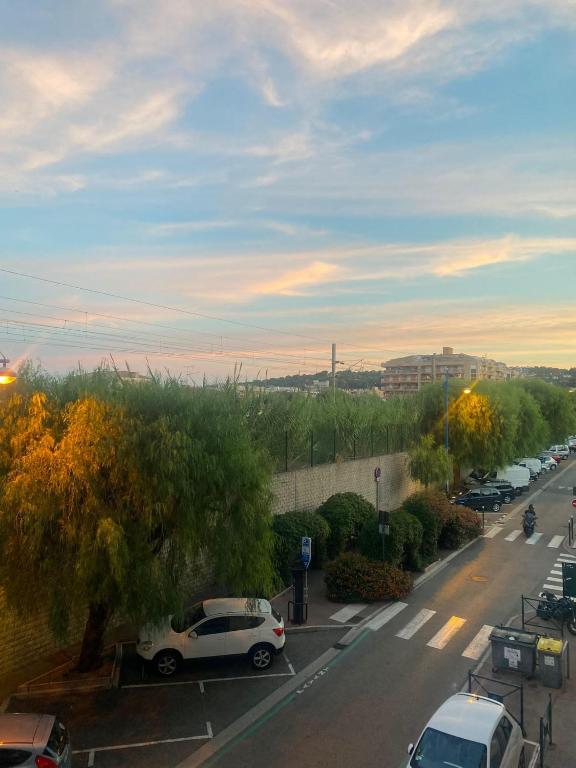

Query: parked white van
[
  {"left": 517, "top": 458, "right": 542, "bottom": 477},
  {"left": 489, "top": 465, "right": 530, "bottom": 492}
]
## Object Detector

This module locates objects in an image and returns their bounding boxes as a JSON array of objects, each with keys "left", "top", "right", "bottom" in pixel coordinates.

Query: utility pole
[{"left": 331, "top": 343, "right": 337, "bottom": 403}]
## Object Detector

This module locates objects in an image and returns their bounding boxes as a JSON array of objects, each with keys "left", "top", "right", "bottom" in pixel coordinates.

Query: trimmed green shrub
[
  {"left": 272, "top": 511, "right": 331, "bottom": 584},
  {"left": 402, "top": 491, "right": 443, "bottom": 565},
  {"left": 359, "top": 509, "right": 423, "bottom": 571},
  {"left": 317, "top": 492, "right": 375, "bottom": 558},
  {"left": 439, "top": 506, "right": 482, "bottom": 549},
  {"left": 325, "top": 553, "right": 413, "bottom": 602}
]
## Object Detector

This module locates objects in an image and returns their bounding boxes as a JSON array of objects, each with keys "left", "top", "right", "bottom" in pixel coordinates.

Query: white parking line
[
  {"left": 365, "top": 602, "right": 408, "bottom": 631},
  {"left": 198, "top": 681, "right": 205, "bottom": 694},
  {"left": 462, "top": 625, "right": 494, "bottom": 660},
  {"left": 548, "top": 535, "right": 564, "bottom": 548},
  {"left": 329, "top": 604, "right": 367, "bottom": 623},
  {"left": 396, "top": 609, "right": 436, "bottom": 640},
  {"left": 483, "top": 527, "right": 502, "bottom": 539},
  {"left": 73, "top": 725, "right": 213, "bottom": 757},
  {"left": 505, "top": 530, "right": 522, "bottom": 541},
  {"left": 427, "top": 616, "right": 467, "bottom": 650},
  {"left": 283, "top": 654, "right": 296, "bottom": 676},
  {"left": 88, "top": 751, "right": 95, "bottom": 767},
  {"left": 123, "top": 671, "right": 294, "bottom": 690}
]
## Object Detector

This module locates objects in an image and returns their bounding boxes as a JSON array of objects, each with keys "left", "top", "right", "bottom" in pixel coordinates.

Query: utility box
[
  {"left": 490, "top": 627, "right": 538, "bottom": 676},
  {"left": 537, "top": 637, "right": 564, "bottom": 689}
]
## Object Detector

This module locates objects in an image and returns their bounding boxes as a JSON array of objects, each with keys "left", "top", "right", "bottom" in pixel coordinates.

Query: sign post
[
  {"left": 374, "top": 466, "right": 381, "bottom": 526},
  {"left": 378, "top": 510, "right": 389, "bottom": 562}
]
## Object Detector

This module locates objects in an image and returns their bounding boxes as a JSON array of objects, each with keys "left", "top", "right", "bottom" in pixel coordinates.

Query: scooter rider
[{"left": 523, "top": 504, "right": 537, "bottom": 530}]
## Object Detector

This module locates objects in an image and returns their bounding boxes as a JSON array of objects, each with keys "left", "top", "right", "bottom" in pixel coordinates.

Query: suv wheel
[
  {"left": 155, "top": 649, "right": 181, "bottom": 677},
  {"left": 492, "top": 502, "right": 501, "bottom": 512},
  {"left": 503, "top": 494, "right": 512, "bottom": 504},
  {"left": 250, "top": 644, "right": 274, "bottom": 670}
]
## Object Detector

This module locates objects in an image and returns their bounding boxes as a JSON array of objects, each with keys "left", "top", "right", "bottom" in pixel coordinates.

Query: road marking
[
  {"left": 283, "top": 654, "right": 296, "bottom": 676},
  {"left": 558, "top": 556, "right": 576, "bottom": 562},
  {"left": 551, "top": 570, "right": 562, "bottom": 575},
  {"left": 462, "top": 624, "right": 494, "bottom": 660},
  {"left": 123, "top": 671, "right": 294, "bottom": 689},
  {"left": 396, "top": 609, "right": 436, "bottom": 639},
  {"left": 365, "top": 602, "right": 408, "bottom": 631},
  {"left": 73, "top": 731, "right": 212, "bottom": 755},
  {"left": 329, "top": 604, "right": 367, "bottom": 623},
  {"left": 88, "top": 751, "right": 95, "bottom": 767},
  {"left": 483, "top": 527, "right": 503, "bottom": 539},
  {"left": 206, "top": 722, "right": 213, "bottom": 739},
  {"left": 545, "top": 577, "right": 563, "bottom": 583},
  {"left": 505, "top": 530, "right": 522, "bottom": 541},
  {"left": 560, "top": 553, "right": 576, "bottom": 559},
  {"left": 526, "top": 532, "right": 543, "bottom": 545},
  {"left": 548, "top": 535, "right": 564, "bottom": 548},
  {"left": 427, "top": 616, "right": 467, "bottom": 650},
  {"left": 198, "top": 681, "right": 205, "bottom": 694},
  {"left": 542, "top": 583, "right": 563, "bottom": 592}
]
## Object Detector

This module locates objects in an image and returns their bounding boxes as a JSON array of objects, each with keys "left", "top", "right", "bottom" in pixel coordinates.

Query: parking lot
[{"left": 8, "top": 629, "right": 347, "bottom": 768}]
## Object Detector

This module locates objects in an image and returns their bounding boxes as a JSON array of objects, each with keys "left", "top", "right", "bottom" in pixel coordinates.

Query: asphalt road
[{"left": 196, "top": 459, "right": 576, "bottom": 768}]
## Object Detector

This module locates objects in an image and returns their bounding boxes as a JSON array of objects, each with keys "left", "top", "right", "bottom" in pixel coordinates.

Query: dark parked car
[
  {"left": 452, "top": 487, "right": 504, "bottom": 512},
  {"left": 482, "top": 481, "right": 516, "bottom": 504}
]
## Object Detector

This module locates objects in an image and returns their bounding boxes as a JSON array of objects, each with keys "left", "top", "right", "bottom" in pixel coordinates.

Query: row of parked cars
[{"left": 452, "top": 442, "right": 573, "bottom": 513}]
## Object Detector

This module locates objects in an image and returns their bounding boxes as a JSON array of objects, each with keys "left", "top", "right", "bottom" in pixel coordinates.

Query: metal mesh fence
[{"left": 271, "top": 423, "right": 419, "bottom": 473}]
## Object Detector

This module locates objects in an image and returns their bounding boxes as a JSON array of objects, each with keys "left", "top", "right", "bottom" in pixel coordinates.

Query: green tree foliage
[
  {"left": 317, "top": 492, "right": 375, "bottom": 558},
  {"left": 408, "top": 434, "right": 452, "bottom": 489},
  {"left": 0, "top": 372, "right": 276, "bottom": 671},
  {"left": 514, "top": 379, "right": 576, "bottom": 443},
  {"left": 272, "top": 511, "right": 330, "bottom": 584},
  {"left": 325, "top": 553, "right": 413, "bottom": 602}
]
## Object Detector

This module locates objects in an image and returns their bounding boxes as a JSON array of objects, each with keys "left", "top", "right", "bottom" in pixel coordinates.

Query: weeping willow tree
[{"left": 0, "top": 370, "right": 275, "bottom": 672}]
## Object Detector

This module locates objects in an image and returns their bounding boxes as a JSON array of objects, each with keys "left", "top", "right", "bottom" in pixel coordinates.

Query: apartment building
[{"left": 381, "top": 347, "right": 510, "bottom": 396}]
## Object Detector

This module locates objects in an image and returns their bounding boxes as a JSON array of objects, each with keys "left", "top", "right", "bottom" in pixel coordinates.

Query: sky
[{"left": 1, "top": 0, "right": 575, "bottom": 381}]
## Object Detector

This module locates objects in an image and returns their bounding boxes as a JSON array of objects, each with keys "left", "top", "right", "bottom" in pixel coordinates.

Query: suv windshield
[
  {"left": 171, "top": 603, "right": 206, "bottom": 633},
  {"left": 410, "top": 727, "right": 487, "bottom": 768}
]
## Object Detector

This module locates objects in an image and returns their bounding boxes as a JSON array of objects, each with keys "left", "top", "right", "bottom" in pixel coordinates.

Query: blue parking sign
[{"left": 301, "top": 537, "right": 312, "bottom": 569}]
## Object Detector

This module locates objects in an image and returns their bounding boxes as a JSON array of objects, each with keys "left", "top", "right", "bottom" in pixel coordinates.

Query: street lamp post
[{"left": 444, "top": 369, "right": 450, "bottom": 496}]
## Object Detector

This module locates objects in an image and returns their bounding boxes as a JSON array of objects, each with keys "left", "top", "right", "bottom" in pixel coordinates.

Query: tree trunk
[{"left": 77, "top": 602, "right": 111, "bottom": 672}]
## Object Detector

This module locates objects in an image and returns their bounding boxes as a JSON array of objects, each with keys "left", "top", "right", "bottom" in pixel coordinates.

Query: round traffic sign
[
  {"left": 572, "top": 499, "right": 576, "bottom": 509},
  {"left": 374, "top": 467, "right": 381, "bottom": 482}
]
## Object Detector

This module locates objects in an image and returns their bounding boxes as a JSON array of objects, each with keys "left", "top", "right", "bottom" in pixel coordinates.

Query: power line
[
  {"left": 0, "top": 267, "right": 332, "bottom": 344},
  {"left": 0, "top": 295, "right": 329, "bottom": 358}
]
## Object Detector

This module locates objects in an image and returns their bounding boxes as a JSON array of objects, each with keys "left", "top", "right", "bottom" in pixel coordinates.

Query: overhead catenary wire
[{"left": 0, "top": 267, "right": 332, "bottom": 343}]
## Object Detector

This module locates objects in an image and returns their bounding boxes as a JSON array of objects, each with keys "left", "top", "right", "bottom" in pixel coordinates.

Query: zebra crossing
[
  {"left": 540, "top": 551, "right": 576, "bottom": 595},
  {"left": 330, "top": 602, "right": 495, "bottom": 660},
  {"left": 483, "top": 526, "right": 567, "bottom": 548}
]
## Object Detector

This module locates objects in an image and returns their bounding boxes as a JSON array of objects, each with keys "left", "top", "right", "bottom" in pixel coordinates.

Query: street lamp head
[{"left": 0, "top": 353, "right": 17, "bottom": 385}]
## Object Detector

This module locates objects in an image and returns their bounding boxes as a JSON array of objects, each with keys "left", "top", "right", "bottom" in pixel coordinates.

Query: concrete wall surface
[{"left": 271, "top": 451, "right": 421, "bottom": 515}]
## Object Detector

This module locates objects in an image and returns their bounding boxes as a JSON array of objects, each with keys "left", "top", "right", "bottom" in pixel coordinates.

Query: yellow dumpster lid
[{"left": 537, "top": 637, "right": 563, "bottom": 653}]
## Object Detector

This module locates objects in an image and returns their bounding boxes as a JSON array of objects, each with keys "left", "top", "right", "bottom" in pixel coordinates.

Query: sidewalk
[
  {"left": 271, "top": 568, "right": 389, "bottom": 630},
  {"left": 472, "top": 633, "right": 575, "bottom": 768}
]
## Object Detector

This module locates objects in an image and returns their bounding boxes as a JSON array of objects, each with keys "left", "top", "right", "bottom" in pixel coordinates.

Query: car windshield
[
  {"left": 171, "top": 603, "right": 206, "bottom": 633},
  {"left": 410, "top": 727, "right": 487, "bottom": 768}
]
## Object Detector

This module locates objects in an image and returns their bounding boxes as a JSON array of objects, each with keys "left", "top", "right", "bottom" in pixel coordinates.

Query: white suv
[
  {"left": 406, "top": 693, "right": 525, "bottom": 767},
  {"left": 137, "top": 597, "right": 285, "bottom": 676}
]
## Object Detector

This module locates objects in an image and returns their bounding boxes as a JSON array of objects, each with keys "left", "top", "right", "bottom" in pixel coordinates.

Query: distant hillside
[
  {"left": 511, "top": 366, "right": 576, "bottom": 388},
  {"left": 252, "top": 369, "right": 382, "bottom": 390}
]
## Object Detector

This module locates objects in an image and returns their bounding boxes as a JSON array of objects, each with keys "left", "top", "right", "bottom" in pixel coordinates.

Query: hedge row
[
  {"left": 358, "top": 490, "right": 482, "bottom": 569},
  {"left": 325, "top": 553, "right": 413, "bottom": 602}
]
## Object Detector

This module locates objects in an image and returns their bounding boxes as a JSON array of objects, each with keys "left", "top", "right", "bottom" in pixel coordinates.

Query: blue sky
[{"left": 1, "top": 0, "right": 575, "bottom": 379}]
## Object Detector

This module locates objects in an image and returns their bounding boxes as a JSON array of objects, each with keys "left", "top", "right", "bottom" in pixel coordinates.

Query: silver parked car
[{"left": 0, "top": 713, "right": 71, "bottom": 767}]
